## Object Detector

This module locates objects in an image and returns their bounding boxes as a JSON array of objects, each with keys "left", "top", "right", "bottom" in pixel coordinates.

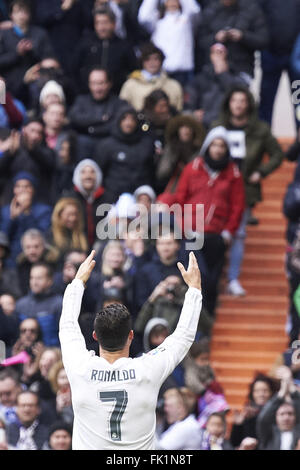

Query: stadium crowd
[{"left": 0, "top": 0, "right": 300, "bottom": 450}]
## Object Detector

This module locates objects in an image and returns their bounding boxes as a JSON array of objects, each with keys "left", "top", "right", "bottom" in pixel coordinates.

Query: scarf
[{"left": 17, "top": 420, "right": 39, "bottom": 450}]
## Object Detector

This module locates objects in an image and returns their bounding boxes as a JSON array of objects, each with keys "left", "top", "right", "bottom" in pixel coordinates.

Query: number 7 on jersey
[{"left": 98, "top": 390, "right": 128, "bottom": 441}]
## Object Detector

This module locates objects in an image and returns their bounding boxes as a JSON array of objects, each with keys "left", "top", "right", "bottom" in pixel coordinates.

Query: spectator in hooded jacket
[
  {"left": 69, "top": 67, "right": 127, "bottom": 159},
  {"left": 95, "top": 106, "right": 155, "bottom": 204},
  {"left": 158, "top": 126, "right": 245, "bottom": 315},
  {"left": 72, "top": 6, "right": 137, "bottom": 94},
  {"left": 68, "top": 159, "right": 106, "bottom": 249},
  {"left": 212, "top": 85, "right": 284, "bottom": 296},
  {"left": 0, "top": 0, "right": 54, "bottom": 99},
  {"left": 197, "top": 0, "right": 269, "bottom": 80},
  {"left": 120, "top": 42, "right": 183, "bottom": 112},
  {"left": 16, "top": 262, "right": 62, "bottom": 347},
  {"left": 138, "top": 0, "right": 201, "bottom": 87},
  {"left": 0, "top": 172, "right": 52, "bottom": 267}
]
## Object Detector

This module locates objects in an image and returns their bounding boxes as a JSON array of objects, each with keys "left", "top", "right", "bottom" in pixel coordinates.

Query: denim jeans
[{"left": 228, "top": 208, "right": 251, "bottom": 282}]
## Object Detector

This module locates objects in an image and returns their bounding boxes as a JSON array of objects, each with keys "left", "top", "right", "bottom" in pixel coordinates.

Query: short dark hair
[
  {"left": 94, "top": 303, "right": 132, "bottom": 352},
  {"left": 189, "top": 338, "right": 211, "bottom": 359},
  {"left": 10, "top": 0, "right": 32, "bottom": 15},
  {"left": 88, "top": 66, "right": 112, "bottom": 83},
  {"left": 140, "top": 42, "right": 165, "bottom": 65},
  {"left": 247, "top": 373, "right": 277, "bottom": 404},
  {"left": 31, "top": 262, "right": 53, "bottom": 279},
  {"left": 206, "top": 412, "right": 226, "bottom": 427},
  {"left": 93, "top": 6, "right": 116, "bottom": 23}
]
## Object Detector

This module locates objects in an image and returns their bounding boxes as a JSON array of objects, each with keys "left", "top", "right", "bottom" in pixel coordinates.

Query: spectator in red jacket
[{"left": 158, "top": 126, "right": 245, "bottom": 315}]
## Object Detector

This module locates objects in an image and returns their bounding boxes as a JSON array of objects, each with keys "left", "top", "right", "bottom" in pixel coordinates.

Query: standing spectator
[
  {"left": 258, "top": 0, "right": 300, "bottom": 129},
  {"left": 156, "top": 387, "right": 201, "bottom": 450},
  {"left": 32, "top": 0, "right": 87, "bottom": 77},
  {"left": 16, "top": 262, "right": 63, "bottom": 347},
  {"left": 138, "top": 0, "right": 201, "bottom": 87},
  {"left": 95, "top": 106, "right": 155, "bottom": 204},
  {"left": 155, "top": 114, "right": 206, "bottom": 193},
  {"left": 230, "top": 373, "right": 277, "bottom": 448},
  {"left": 17, "top": 228, "right": 59, "bottom": 297},
  {"left": 69, "top": 68, "right": 126, "bottom": 159},
  {"left": 0, "top": 172, "right": 52, "bottom": 267},
  {"left": 158, "top": 126, "right": 245, "bottom": 315},
  {"left": 256, "top": 366, "right": 300, "bottom": 450},
  {"left": 0, "top": 0, "right": 54, "bottom": 99},
  {"left": 49, "top": 197, "right": 88, "bottom": 267},
  {"left": 6, "top": 391, "right": 49, "bottom": 450},
  {"left": 69, "top": 159, "right": 105, "bottom": 248},
  {"left": 212, "top": 86, "right": 284, "bottom": 296},
  {"left": 120, "top": 42, "right": 183, "bottom": 112},
  {"left": 0, "top": 118, "right": 56, "bottom": 205},
  {"left": 184, "top": 43, "right": 249, "bottom": 129},
  {"left": 197, "top": 0, "right": 269, "bottom": 81},
  {"left": 72, "top": 6, "right": 137, "bottom": 94}
]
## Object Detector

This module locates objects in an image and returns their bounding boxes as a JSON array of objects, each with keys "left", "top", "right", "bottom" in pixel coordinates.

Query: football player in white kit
[{"left": 59, "top": 249, "right": 202, "bottom": 450}]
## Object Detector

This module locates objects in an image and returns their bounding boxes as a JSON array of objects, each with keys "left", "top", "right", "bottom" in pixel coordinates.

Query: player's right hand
[
  {"left": 177, "top": 252, "right": 201, "bottom": 291},
  {"left": 75, "top": 250, "right": 96, "bottom": 286}
]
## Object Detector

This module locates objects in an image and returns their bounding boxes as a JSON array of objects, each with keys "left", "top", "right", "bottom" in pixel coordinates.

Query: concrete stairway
[{"left": 210, "top": 141, "right": 295, "bottom": 411}]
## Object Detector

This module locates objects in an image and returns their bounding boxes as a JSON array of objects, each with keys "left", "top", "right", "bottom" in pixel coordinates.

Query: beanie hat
[
  {"left": 134, "top": 185, "right": 156, "bottom": 203},
  {"left": 13, "top": 171, "right": 37, "bottom": 188},
  {"left": 39, "top": 80, "right": 66, "bottom": 105}
]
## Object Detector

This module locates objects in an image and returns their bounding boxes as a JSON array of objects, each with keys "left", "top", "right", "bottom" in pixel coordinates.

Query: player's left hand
[{"left": 75, "top": 250, "right": 96, "bottom": 286}]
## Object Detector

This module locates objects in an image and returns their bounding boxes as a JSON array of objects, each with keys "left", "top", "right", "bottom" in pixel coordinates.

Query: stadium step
[{"left": 210, "top": 149, "right": 294, "bottom": 414}]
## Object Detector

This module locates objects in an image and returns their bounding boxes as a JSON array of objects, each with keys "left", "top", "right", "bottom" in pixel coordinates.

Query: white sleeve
[
  {"left": 157, "top": 422, "right": 191, "bottom": 450},
  {"left": 143, "top": 287, "right": 202, "bottom": 384},
  {"left": 137, "top": 0, "right": 160, "bottom": 33},
  {"left": 59, "top": 279, "right": 92, "bottom": 376}
]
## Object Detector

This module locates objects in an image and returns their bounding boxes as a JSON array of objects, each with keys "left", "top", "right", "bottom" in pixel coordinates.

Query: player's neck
[{"left": 99, "top": 347, "right": 129, "bottom": 364}]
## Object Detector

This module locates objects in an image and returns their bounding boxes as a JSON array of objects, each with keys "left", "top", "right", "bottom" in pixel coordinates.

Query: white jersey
[{"left": 59, "top": 279, "right": 202, "bottom": 450}]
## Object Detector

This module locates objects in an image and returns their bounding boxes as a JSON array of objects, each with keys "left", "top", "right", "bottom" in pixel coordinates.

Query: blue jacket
[
  {"left": 0, "top": 202, "right": 52, "bottom": 267},
  {"left": 16, "top": 289, "right": 62, "bottom": 347}
]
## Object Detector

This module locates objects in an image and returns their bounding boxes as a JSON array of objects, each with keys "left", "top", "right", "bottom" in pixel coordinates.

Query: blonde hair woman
[{"left": 50, "top": 197, "right": 88, "bottom": 264}]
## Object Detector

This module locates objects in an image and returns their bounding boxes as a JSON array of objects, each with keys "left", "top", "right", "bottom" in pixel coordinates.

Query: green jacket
[{"left": 212, "top": 89, "right": 284, "bottom": 207}]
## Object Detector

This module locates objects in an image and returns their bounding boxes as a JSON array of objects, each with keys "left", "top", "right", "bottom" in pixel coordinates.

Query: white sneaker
[{"left": 227, "top": 280, "right": 246, "bottom": 296}]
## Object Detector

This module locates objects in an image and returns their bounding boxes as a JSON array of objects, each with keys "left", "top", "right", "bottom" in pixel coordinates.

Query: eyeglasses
[{"left": 20, "top": 328, "right": 38, "bottom": 334}]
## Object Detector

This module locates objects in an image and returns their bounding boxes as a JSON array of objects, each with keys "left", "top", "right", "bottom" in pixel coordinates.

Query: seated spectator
[
  {"left": 42, "top": 420, "right": 72, "bottom": 451},
  {"left": 138, "top": 0, "right": 201, "bottom": 87},
  {"left": 156, "top": 387, "right": 201, "bottom": 450},
  {"left": 16, "top": 262, "right": 63, "bottom": 347},
  {"left": 68, "top": 159, "right": 106, "bottom": 248},
  {"left": 22, "top": 55, "right": 76, "bottom": 112},
  {"left": 158, "top": 126, "right": 245, "bottom": 315},
  {"left": 120, "top": 42, "right": 183, "bottom": 112},
  {"left": 212, "top": 86, "right": 284, "bottom": 296},
  {"left": 72, "top": 6, "right": 137, "bottom": 94},
  {"left": 134, "top": 229, "right": 183, "bottom": 312},
  {"left": 0, "top": 117, "right": 56, "bottom": 204},
  {"left": 52, "top": 249, "right": 99, "bottom": 315},
  {"left": 69, "top": 67, "right": 127, "bottom": 159},
  {"left": 230, "top": 373, "right": 277, "bottom": 448},
  {"left": 49, "top": 197, "right": 88, "bottom": 268},
  {"left": 48, "top": 361, "right": 73, "bottom": 425},
  {"left": 256, "top": 366, "right": 300, "bottom": 450},
  {"left": 17, "top": 228, "right": 59, "bottom": 296},
  {"left": 140, "top": 89, "right": 177, "bottom": 151},
  {"left": 184, "top": 43, "right": 249, "bottom": 129},
  {"left": 0, "top": 0, "right": 54, "bottom": 99},
  {"left": 0, "top": 368, "right": 22, "bottom": 426},
  {"left": 95, "top": 106, "right": 155, "bottom": 204},
  {"left": 0, "top": 85, "right": 26, "bottom": 129},
  {"left": 0, "top": 172, "right": 52, "bottom": 267},
  {"left": 0, "top": 231, "right": 22, "bottom": 298},
  {"left": 199, "top": 412, "right": 233, "bottom": 450},
  {"left": 197, "top": 0, "right": 268, "bottom": 81},
  {"left": 156, "top": 114, "right": 206, "bottom": 193},
  {"left": 6, "top": 391, "right": 49, "bottom": 450}
]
